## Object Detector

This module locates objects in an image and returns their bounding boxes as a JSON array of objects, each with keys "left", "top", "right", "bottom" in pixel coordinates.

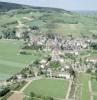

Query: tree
[
  {"left": 90, "top": 42, "right": 97, "bottom": 50},
  {"left": 47, "top": 56, "right": 52, "bottom": 62},
  {"left": 28, "top": 92, "right": 36, "bottom": 100},
  {"left": 22, "top": 31, "right": 30, "bottom": 41},
  {"left": 46, "top": 33, "right": 55, "bottom": 39},
  {"left": 30, "top": 26, "right": 39, "bottom": 30},
  {"left": 42, "top": 96, "right": 54, "bottom": 100},
  {"left": 30, "top": 92, "right": 36, "bottom": 97},
  {"left": 0, "top": 87, "right": 10, "bottom": 97},
  {"left": 49, "top": 61, "right": 61, "bottom": 69},
  {"left": 2, "top": 28, "right": 16, "bottom": 39},
  {"left": 95, "top": 70, "right": 97, "bottom": 80},
  {"left": 94, "top": 63, "right": 97, "bottom": 80},
  {"left": 95, "top": 63, "right": 97, "bottom": 68},
  {"left": 0, "top": 35, "right": 2, "bottom": 39},
  {"left": 92, "top": 34, "right": 97, "bottom": 39},
  {"left": 33, "top": 60, "right": 40, "bottom": 65},
  {"left": 86, "top": 68, "right": 92, "bottom": 73},
  {"left": 69, "top": 67, "right": 76, "bottom": 79},
  {"left": 22, "top": 73, "right": 27, "bottom": 78}
]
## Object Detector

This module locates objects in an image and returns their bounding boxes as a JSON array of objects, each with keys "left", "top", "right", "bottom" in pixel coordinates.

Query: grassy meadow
[{"left": 24, "top": 79, "right": 69, "bottom": 99}]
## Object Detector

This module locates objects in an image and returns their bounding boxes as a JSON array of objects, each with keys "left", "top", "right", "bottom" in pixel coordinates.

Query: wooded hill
[{"left": 0, "top": 1, "right": 97, "bottom": 38}]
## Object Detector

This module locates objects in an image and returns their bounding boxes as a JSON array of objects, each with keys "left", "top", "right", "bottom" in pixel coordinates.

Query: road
[{"left": 7, "top": 76, "right": 42, "bottom": 100}]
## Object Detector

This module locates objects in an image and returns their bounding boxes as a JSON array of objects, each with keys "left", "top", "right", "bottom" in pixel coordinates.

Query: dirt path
[
  {"left": 7, "top": 92, "right": 24, "bottom": 100},
  {"left": 20, "top": 76, "right": 42, "bottom": 92},
  {"left": 89, "top": 80, "right": 92, "bottom": 92},
  {"left": 20, "top": 80, "right": 32, "bottom": 92},
  {"left": 7, "top": 76, "right": 42, "bottom": 100},
  {"left": 22, "top": 17, "right": 33, "bottom": 21},
  {"left": 89, "top": 80, "right": 93, "bottom": 100},
  {"left": 92, "top": 92, "right": 97, "bottom": 96},
  {"left": 65, "top": 80, "right": 72, "bottom": 100}
]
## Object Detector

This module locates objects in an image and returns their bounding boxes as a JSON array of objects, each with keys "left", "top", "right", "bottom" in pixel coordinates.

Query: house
[
  {"left": 46, "top": 68, "right": 71, "bottom": 79},
  {"left": 51, "top": 47, "right": 61, "bottom": 61},
  {"left": 46, "top": 68, "right": 52, "bottom": 77},
  {"left": 59, "top": 58, "right": 64, "bottom": 63},
  {"left": 86, "top": 58, "right": 97, "bottom": 63},
  {"left": 40, "top": 59, "right": 47, "bottom": 64},
  {"left": 16, "top": 74, "right": 22, "bottom": 80},
  {"left": 32, "top": 67, "right": 40, "bottom": 77},
  {"left": 58, "top": 72, "right": 70, "bottom": 79},
  {"left": 40, "top": 65, "right": 45, "bottom": 69},
  {"left": 51, "top": 72, "right": 70, "bottom": 79}
]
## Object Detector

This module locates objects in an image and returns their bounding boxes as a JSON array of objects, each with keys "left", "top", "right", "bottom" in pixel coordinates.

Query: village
[
  {"left": 0, "top": 5, "right": 97, "bottom": 100},
  {"left": 1, "top": 29, "right": 97, "bottom": 100}
]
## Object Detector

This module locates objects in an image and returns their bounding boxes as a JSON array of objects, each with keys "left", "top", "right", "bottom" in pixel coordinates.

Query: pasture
[
  {"left": 24, "top": 79, "right": 69, "bottom": 99},
  {"left": 0, "top": 39, "right": 45, "bottom": 80}
]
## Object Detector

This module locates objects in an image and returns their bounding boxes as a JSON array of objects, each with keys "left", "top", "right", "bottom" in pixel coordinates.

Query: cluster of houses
[
  {"left": 39, "top": 58, "right": 71, "bottom": 79},
  {"left": 15, "top": 28, "right": 97, "bottom": 80},
  {"left": 26, "top": 34, "right": 89, "bottom": 53},
  {"left": 16, "top": 34, "right": 95, "bottom": 78}
]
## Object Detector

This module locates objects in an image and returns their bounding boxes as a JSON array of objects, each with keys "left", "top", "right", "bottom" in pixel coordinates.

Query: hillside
[
  {"left": 0, "top": 1, "right": 68, "bottom": 12},
  {"left": 0, "top": 1, "right": 97, "bottom": 38},
  {"left": 0, "top": 2, "right": 27, "bottom": 11}
]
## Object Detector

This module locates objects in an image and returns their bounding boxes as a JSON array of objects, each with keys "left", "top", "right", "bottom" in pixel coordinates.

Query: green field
[
  {"left": 24, "top": 79, "right": 69, "bottom": 99},
  {"left": 0, "top": 40, "right": 45, "bottom": 80},
  {"left": 80, "top": 74, "right": 90, "bottom": 100},
  {"left": 93, "top": 96, "right": 97, "bottom": 100},
  {"left": 91, "top": 79, "right": 97, "bottom": 92}
]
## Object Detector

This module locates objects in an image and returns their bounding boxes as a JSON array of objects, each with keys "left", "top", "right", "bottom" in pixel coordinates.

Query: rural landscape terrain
[{"left": 0, "top": 1, "right": 97, "bottom": 100}]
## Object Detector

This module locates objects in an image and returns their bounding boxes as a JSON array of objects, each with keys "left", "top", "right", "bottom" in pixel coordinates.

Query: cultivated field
[
  {"left": 0, "top": 40, "right": 45, "bottom": 80},
  {"left": 80, "top": 74, "right": 90, "bottom": 100},
  {"left": 93, "top": 96, "right": 97, "bottom": 100},
  {"left": 24, "top": 79, "right": 69, "bottom": 99},
  {"left": 91, "top": 79, "right": 97, "bottom": 100},
  {"left": 91, "top": 79, "right": 97, "bottom": 92}
]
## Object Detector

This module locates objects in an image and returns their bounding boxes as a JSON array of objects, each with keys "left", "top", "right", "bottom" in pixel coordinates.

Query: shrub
[
  {"left": 86, "top": 68, "right": 92, "bottom": 73},
  {"left": 30, "top": 92, "right": 36, "bottom": 97},
  {"left": 19, "top": 50, "right": 31, "bottom": 55},
  {"left": 50, "top": 61, "right": 61, "bottom": 69},
  {"left": 0, "top": 35, "right": 2, "bottom": 39},
  {"left": 0, "top": 87, "right": 10, "bottom": 97}
]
